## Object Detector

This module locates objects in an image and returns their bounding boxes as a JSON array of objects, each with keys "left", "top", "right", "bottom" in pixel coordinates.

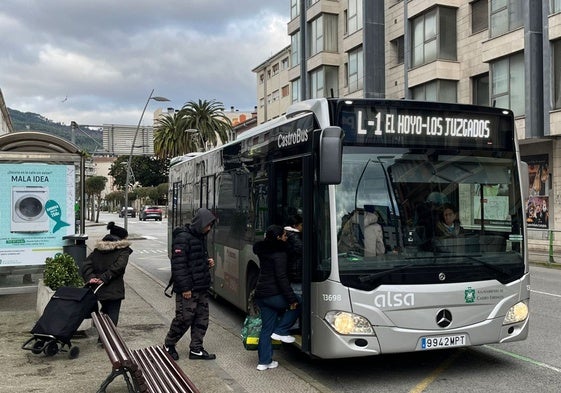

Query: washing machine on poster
[{"left": 11, "top": 186, "right": 50, "bottom": 233}]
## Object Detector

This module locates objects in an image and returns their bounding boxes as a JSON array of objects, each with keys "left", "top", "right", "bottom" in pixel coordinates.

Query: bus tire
[{"left": 246, "top": 265, "right": 259, "bottom": 314}]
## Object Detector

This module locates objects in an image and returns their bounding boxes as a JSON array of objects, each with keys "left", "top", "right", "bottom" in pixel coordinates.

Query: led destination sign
[
  {"left": 337, "top": 103, "right": 513, "bottom": 150},
  {"left": 362, "top": 112, "right": 490, "bottom": 139}
]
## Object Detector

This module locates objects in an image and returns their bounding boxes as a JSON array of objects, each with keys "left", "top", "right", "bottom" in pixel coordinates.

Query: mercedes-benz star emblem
[{"left": 436, "top": 309, "right": 452, "bottom": 328}]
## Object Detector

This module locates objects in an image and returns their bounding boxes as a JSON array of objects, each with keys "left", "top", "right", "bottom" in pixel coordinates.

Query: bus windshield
[{"left": 334, "top": 146, "right": 525, "bottom": 290}]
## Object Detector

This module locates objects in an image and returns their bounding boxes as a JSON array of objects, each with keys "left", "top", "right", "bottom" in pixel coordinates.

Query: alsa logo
[{"left": 374, "top": 292, "right": 415, "bottom": 308}]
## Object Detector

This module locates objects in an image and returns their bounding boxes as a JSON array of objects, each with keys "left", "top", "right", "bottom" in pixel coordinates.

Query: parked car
[
  {"left": 139, "top": 206, "right": 163, "bottom": 221},
  {"left": 119, "top": 207, "right": 136, "bottom": 218}
]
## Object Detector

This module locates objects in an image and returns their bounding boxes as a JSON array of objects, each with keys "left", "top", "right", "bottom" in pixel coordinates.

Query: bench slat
[
  {"left": 151, "top": 346, "right": 200, "bottom": 393},
  {"left": 131, "top": 349, "right": 168, "bottom": 393},
  {"left": 92, "top": 311, "right": 199, "bottom": 393},
  {"left": 92, "top": 312, "right": 121, "bottom": 368}
]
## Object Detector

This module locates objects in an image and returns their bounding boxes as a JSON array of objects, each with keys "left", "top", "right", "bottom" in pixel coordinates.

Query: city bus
[{"left": 168, "top": 98, "right": 529, "bottom": 359}]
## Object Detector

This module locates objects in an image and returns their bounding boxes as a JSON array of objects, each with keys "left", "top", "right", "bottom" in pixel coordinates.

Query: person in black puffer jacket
[
  {"left": 82, "top": 221, "right": 132, "bottom": 326},
  {"left": 164, "top": 208, "right": 217, "bottom": 361},
  {"left": 253, "top": 225, "right": 300, "bottom": 371}
]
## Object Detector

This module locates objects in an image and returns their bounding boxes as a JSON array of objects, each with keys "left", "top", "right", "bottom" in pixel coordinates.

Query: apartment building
[
  {"left": 252, "top": 46, "right": 292, "bottom": 124},
  {"left": 252, "top": 0, "right": 560, "bottom": 248}
]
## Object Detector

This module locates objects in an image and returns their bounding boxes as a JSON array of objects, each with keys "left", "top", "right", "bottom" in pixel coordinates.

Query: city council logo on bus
[{"left": 464, "top": 287, "right": 476, "bottom": 303}]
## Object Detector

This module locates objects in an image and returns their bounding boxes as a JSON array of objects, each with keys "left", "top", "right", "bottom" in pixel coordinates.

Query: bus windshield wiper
[
  {"left": 463, "top": 256, "right": 510, "bottom": 278},
  {"left": 358, "top": 263, "right": 420, "bottom": 283}
]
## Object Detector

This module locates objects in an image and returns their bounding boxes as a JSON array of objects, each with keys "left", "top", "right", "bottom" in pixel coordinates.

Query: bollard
[{"left": 549, "top": 230, "right": 555, "bottom": 264}]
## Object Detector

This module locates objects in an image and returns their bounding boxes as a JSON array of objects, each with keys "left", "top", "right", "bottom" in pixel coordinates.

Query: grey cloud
[{"left": 0, "top": 0, "right": 288, "bottom": 125}]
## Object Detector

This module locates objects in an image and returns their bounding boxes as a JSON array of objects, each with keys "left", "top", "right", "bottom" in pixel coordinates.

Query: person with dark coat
[
  {"left": 82, "top": 221, "right": 132, "bottom": 326},
  {"left": 253, "top": 225, "right": 300, "bottom": 371},
  {"left": 164, "top": 208, "right": 217, "bottom": 361}
]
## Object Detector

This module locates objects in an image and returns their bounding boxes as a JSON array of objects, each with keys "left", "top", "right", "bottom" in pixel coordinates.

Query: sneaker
[
  {"left": 164, "top": 345, "right": 179, "bottom": 361},
  {"left": 189, "top": 348, "right": 216, "bottom": 360},
  {"left": 271, "top": 333, "right": 295, "bottom": 343},
  {"left": 256, "top": 360, "right": 279, "bottom": 371}
]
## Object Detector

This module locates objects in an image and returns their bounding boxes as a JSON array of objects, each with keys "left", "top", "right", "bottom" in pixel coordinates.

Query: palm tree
[
  {"left": 178, "top": 99, "right": 232, "bottom": 149},
  {"left": 153, "top": 99, "right": 233, "bottom": 159},
  {"left": 153, "top": 111, "right": 194, "bottom": 158}
]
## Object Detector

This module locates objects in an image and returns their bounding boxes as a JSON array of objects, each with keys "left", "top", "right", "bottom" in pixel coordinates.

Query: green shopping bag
[{"left": 241, "top": 313, "right": 261, "bottom": 350}]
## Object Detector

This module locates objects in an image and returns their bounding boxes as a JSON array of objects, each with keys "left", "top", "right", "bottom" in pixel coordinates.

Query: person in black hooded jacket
[
  {"left": 253, "top": 225, "right": 300, "bottom": 371},
  {"left": 82, "top": 221, "right": 132, "bottom": 326},
  {"left": 164, "top": 208, "right": 217, "bottom": 361}
]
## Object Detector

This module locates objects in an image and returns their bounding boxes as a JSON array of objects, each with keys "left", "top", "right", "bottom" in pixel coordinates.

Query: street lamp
[
  {"left": 124, "top": 89, "right": 170, "bottom": 230},
  {"left": 185, "top": 128, "right": 205, "bottom": 152}
]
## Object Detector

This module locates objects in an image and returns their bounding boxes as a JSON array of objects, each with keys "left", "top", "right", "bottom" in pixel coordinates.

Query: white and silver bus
[{"left": 168, "top": 98, "right": 529, "bottom": 359}]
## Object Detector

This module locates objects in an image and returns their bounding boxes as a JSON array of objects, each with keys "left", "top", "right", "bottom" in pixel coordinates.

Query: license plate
[{"left": 420, "top": 334, "right": 466, "bottom": 350}]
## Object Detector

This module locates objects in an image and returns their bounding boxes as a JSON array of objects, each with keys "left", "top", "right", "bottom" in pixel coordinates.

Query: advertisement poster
[
  {"left": 0, "top": 163, "right": 75, "bottom": 267},
  {"left": 522, "top": 155, "right": 549, "bottom": 229}
]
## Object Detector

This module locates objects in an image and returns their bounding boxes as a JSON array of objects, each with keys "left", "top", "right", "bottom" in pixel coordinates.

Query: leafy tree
[
  {"left": 109, "top": 156, "right": 168, "bottom": 189},
  {"left": 156, "top": 183, "right": 169, "bottom": 205},
  {"left": 153, "top": 99, "right": 233, "bottom": 159},
  {"left": 85, "top": 176, "right": 107, "bottom": 223}
]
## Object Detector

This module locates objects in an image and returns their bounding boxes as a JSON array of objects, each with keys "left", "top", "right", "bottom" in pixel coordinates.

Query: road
[{"left": 90, "top": 212, "right": 561, "bottom": 392}]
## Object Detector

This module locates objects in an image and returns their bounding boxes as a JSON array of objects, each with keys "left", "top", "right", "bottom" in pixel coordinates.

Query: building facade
[{"left": 252, "top": 0, "right": 560, "bottom": 249}]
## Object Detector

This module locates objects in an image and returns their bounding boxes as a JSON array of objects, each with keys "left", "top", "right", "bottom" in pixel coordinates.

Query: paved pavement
[
  {"left": 1, "top": 219, "right": 559, "bottom": 392},
  {"left": 0, "top": 223, "right": 327, "bottom": 393}
]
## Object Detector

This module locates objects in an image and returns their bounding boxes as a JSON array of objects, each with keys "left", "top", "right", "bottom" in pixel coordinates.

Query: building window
[
  {"left": 282, "top": 85, "right": 290, "bottom": 98},
  {"left": 553, "top": 0, "right": 561, "bottom": 14},
  {"left": 552, "top": 41, "right": 561, "bottom": 108},
  {"left": 310, "top": 66, "right": 338, "bottom": 98},
  {"left": 281, "top": 57, "right": 289, "bottom": 70},
  {"left": 491, "top": 52, "right": 524, "bottom": 116},
  {"left": 472, "top": 73, "right": 489, "bottom": 106},
  {"left": 310, "top": 68, "right": 324, "bottom": 98},
  {"left": 411, "top": 7, "right": 457, "bottom": 68},
  {"left": 348, "top": 46, "right": 364, "bottom": 93},
  {"left": 272, "top": 90, "right": 279, "bottom": 102},
  {"left": 272, "top": 63, "right": 279, "bottom": 75},
  {"left": 391, "top": 36, "right": 404, "bottom": 65},
  {"left": 347, "top": 0, "right": 363, "bottom": 35},
  {"left": 490, "top": 0, "right": 523, "bottom": 38},
  {"left": 309, "top": 14, "right": 338, "bottom": 57},
  {"left": 291, "top": 0, "right": 300, "bottom": 20},
  {"left": 291, "top": 32, "right": 300, "bottom": 67},
  {"left": 259, "top": 74, "right": 264, "bottom": 84},
  {"left": 471, "top": 0, "right": 488, "bottom": 33},
  {"left": 411, "top": 80, "right": 457, "bottom": 103},
  {"left": 259, "top": 97, "right": 265, "bottom": 108},
  {"left": 292, "top": 79, "right": 301, "bottom": 103}
]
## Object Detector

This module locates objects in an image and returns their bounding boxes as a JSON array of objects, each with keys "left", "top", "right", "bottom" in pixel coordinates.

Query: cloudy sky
[{"left": 0, "top": 0, "right": 289, "bottom": 127}]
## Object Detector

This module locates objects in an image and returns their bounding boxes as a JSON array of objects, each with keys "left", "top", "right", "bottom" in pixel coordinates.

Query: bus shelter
[{"left": 0, "top": 132, "right": 86, "bottom": 294}]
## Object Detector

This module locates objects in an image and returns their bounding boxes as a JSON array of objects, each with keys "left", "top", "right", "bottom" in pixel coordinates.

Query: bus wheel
[{"left": 246, "top": 268, "right": 259, "bottom": 314}]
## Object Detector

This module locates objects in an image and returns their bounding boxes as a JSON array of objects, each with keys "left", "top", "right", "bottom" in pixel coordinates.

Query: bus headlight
[
  {"left": 503, "top": 301, "right": 528, "bottom": 325},
  {"left": 324, "top": 311, "right": 374, "bottom": 335}
]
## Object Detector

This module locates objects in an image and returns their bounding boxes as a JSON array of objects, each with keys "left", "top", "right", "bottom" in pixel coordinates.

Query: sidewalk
[
  {"left": 0, "top": 262, "right": 327, "bottom": 393},
  {"left": 1, "top": 217, "right": 557, "bottom": 392}
]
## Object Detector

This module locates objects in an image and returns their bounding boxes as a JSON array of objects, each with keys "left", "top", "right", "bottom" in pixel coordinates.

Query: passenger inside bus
[
  {"left": 363, "top": 211, "right": 385, "bottom": 257},
  {"left": 435, "top": 203, "right": 463, "bottom": 238},
  {"left": 337, "top": 209, "right": 385, "bottom": 257}
]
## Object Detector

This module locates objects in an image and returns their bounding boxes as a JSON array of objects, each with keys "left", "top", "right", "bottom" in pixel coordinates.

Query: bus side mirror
[{"left": 319, "top": 126, "right": 344, "bottom": 185}]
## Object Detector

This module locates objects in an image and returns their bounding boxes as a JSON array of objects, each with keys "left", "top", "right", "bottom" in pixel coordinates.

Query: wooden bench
[{"left": 91, "top": 311, "right": 200, "bottom": 393}]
